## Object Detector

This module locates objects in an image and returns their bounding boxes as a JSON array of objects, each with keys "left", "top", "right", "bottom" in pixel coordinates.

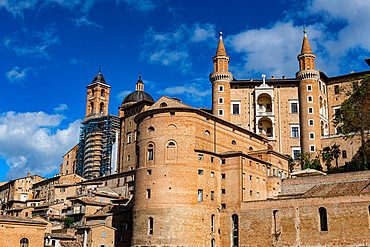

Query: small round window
[
  {"left": 249, "top": 147, "right": 253, "bottom": 151},
  {"left": 232, "top": 140, "right": 236, "bottom": 145},
  {"left": 205, "top": 130, "right": 210, "bottom": 136}
]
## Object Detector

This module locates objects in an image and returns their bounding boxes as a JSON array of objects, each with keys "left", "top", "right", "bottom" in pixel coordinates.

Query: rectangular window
[
  {"left": 219, "top": 85, "right": 224, "bottom": 92},
  {"left": 221, "top": 159, "right": 225, "bottom": 165},
  {"left": 342, "top": 150, "right": 347, "bottom": 159},
  {"left": 198, "top": 170, "right": 204, "bottom": 175},
  {"left": 319, "top": 81, "right": 322, "bottom": 91},
  {"left": 170, "top": 112, "right": 175, "bottom": 116},
  {"left": 308, "top": 96, "right": 313, "bottom": 102},
  {"left": 293, "top": 149, "right": 300, "bottom": 160},
  {"left": 211, "top": 172, "right": 214, "bottom": 177},
  {"left": 218, "top": 109, "right": 224, "bottom": 116},
  {"left": 266, "top": 103, "right": 271, "bottom": 109},
  {"left": 309, "top": 133, "right": 315, "bottom": 140},
  {"left": 148, "top": 218, "right": 153, "bottom": 235},
  {"left": 310, "top": 145, "right": 315, "bottom": 152},
  {"left": 291, "top": 127, "right": 299, "bottom": 138},
  {"left": 323, "top": 84, "right": 326, "bottom": 94},
  {"left": 273, "top": 169, "right": 276, "bottom": 176},
  {"left": 250, "top": 190, "right": 253, "bottom": 196},
  {"left": 291, "top": 102, "right": 298, "bottom": 114},
  {"left": 211, "top": 191, "right": 214, "bottom": 200},
  {"left": 266, "top": 127, "right": 271, "bottom": 134},
  {"left": 211, "top": 157, "right": 214, "bottom": 163},
  {"left": 221, "top": 174, "right": 225, "bottom": 179},
  {"left": 127, "top": 155, "right": 130, "bottom": 161},
  {"left": 60, "top": 188, "right": 65, "bottom": 192},
  {"left": 219, "top": 97, "right": 223, "bottom": 104},
  {"left": 102, "top": 231, "right": 106, "bottom": 238},
  {"left": 221, "top": 189, "right": 226, "bottom": 194},
  {"left": 308, "top": 107, "right": 313, "bottom": 114},
  {"left": 232, "top": 103, "right": 240, "bottom": 115},
  {"left": 309, "top": 119, "right": 314, "bottom": 126},
  {"left": 146, "top": 189, "right": 151, "bottom": 199},
  {"left": 148, "top": 149, "right": 153, "bottom": 160},
  {"left": 307, "top": 85, "right": 312, "bottom": 91},
  {"left": 198, "top": 154, "right": 204, "bottom": 161},
  {"left": 147, "top": 169, "right": 152, "bottom": 175},
  {"left": 221, "top": 204, "right": 226, "bottom": 209},
  {"left": 249, "top": 175, "right": 252, "bottom": 180},
  {"left": 198, "top": 189, "right": 203, "bottom": 202},
  {"left": 334, "top": 85, "right": 340, "bottom": 94}
]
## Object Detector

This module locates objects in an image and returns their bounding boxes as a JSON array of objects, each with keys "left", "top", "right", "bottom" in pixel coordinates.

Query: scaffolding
[{"left": 76, "top": 115, "right": 120, "bottom": 179}]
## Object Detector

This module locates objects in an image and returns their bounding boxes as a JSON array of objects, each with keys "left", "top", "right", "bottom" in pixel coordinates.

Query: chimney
[
  {"left": 351, "top": 70, "right": 354, "bottom": 73},
  {"left": 27, "top": 172, "right": 30, "bottom": 177},
  {"left": 282, "top": 76, "right": 286, "bottom": 79},
  {"left": 271, "top": 76, "right": 275, "bottom": 79}
]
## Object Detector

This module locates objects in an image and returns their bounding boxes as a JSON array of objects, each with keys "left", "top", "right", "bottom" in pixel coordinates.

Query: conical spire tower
[{"left": 210, "top": 31, "right": 233, "bottom": 122}]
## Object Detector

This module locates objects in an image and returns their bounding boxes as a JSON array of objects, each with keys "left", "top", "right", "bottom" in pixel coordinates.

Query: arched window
[
  {"left": 148, "top": 144, "right": 154, "bottom": 161},
  {"left": 148, "top": 126, "right": 155, "bottom": 132},
  {"left": 90, "top": 102, "right": 94, "bottom": 114},
  {"left": 205, "top": 130, "right": 210, "bottom": 136},
  {"left": 273, "top": 210, "right": 280, "bottom": 235},
  {"left": 211, "top": 238, "right": 215, "bottom": 247},
  {"left": 319, "top": 207, "right": 328, "bottom": 231},
  {"left": 100, "top": 102, "right": 104, "bottom": 113},
  {"left": 211, "top": 214, "right": 215, "bottom": 232},
  {"left": 160, "top": 102, "right": 167, "bottom": 108},
  {"left": 166, "top": 141, "right": 177, "bottom": 162},
  {"left": 20, "top": 238, "right": 29, "bottom": 247},
  {"left": 91, "top": 88, "right": 95, "bottom": 96},
  {"left": 101, "top": 89, "right": 105, "bottom": 97},
  {"left": 148, "top": 217, "right": 153, "bottom": 235},
  {"left": 249, "top": 147, "right": 253, "bottom": 151},
  {"left": 232, "top": 140, "right": 236, "bottom": 145},
  {"left": 232, "top": 214, "right": 239, "bottom": 246}
]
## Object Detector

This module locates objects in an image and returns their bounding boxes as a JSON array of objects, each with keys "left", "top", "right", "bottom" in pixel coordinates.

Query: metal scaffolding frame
[{"left": 76, "top": 115, "right": 120, "bottom": 179}]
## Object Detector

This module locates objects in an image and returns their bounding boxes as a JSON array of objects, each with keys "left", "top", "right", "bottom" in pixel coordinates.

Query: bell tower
[
  {"left": 85, "top": 68, "right": 111, "bottom": 119},
  {"left": 210, "top": 31, "right": 233, "bottom": 122},
  {"left": 296, "top": 28, "right": 322, "bottom": 155}
]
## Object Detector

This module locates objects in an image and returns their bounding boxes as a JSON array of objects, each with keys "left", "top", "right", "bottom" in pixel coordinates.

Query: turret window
[
  {"left": 308, "top": 119, "right": 314, "bottom": 126},
  {"left": 219, "top": 97, "right": 224, "bottom": 104},
  {"left": 307, "top": 96, "right": 313, "bottom": 102},
  {"left": 218, "top": 109, "right": 224, "bottom": 116},
  {"left": 148, "top": 144, "right": 154, "bottom": 161},
  {"left": 307, "top": 85, "right": 312, "bottom": 91},
  {"left": 309, "top": 133, "right": 315, "bottom": 140},
  {"left": 308, "top": 107, "right": 313, "bottom": 114},
  {"left": 219, "top": 85, "right": 224, "bottom": 92},
  {"left": 310, "top": 145, "right": 315, "bottom": 152},
  {"left": 148, "top": 217, "right": 153, "bottom": 235}
]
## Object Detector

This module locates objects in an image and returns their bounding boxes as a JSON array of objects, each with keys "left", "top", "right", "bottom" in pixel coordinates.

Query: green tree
[
  {"left": 331, "top": 144, "right": 341, "bottom": 168},
  {"left": 63, "top": 217, "right": 74, "bottom": 229},
  {"left": 333, "top": 74, "right": 370, "bottom": 167},
  {"left": 297, "top": 153, "right": 323, "bottom": 171},
  {"left": 287, "top": 155, "right": 296, "bottom": 174},
  {"left": 321, "top": 146, "right": 334, "bottom": 170}
]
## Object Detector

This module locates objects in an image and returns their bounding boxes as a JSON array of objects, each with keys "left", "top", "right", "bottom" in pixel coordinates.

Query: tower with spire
[
  {"left": 296, "top": 28, "right": 322, "bottom": 155},
  {"left": 210, "top": 31, "right": 233, "bottom": 122}
]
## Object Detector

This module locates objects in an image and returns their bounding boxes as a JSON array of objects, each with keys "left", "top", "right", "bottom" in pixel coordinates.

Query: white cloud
[
  {"left": 6, "top": 66, "right": 31, "bottom": 83},
  {"left": 228, "top": 0, "right": 370, "bottom": 77},
  {"left": 141, "top": 23, "right": 216, "bottom": 72},
  {"left": 0, "top": 111, "right": 80, "bottom": 179},
  {"left": 117, "top": 90, "right": 131, "bottom": 100},
  {"left": 0, "top": 0, "right": 156, "bottom": 18},
  {"left": 159, "top": 79, "right": 211, "bottom": 102},
  {"left": 4, "top": 27, "right": 60, "bottom": 59},
  {"left": 54, "top": 104, "right": 68, "bottom": 112},
  {"left": 71, "top": 16, "right": 103, "bottom": 29}
]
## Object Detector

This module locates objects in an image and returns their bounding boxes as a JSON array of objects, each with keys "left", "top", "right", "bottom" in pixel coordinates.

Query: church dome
[
  {"left": 122, "top": 90, "right": 154, "bottom": 105},
  {"left": 92, "top": 73, "right": 106, "bottom": 84}
]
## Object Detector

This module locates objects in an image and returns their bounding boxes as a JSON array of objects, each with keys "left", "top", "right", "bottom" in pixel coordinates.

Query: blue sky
[{"left": 0, "top": 0, "right": 369, "bottom": 181}]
